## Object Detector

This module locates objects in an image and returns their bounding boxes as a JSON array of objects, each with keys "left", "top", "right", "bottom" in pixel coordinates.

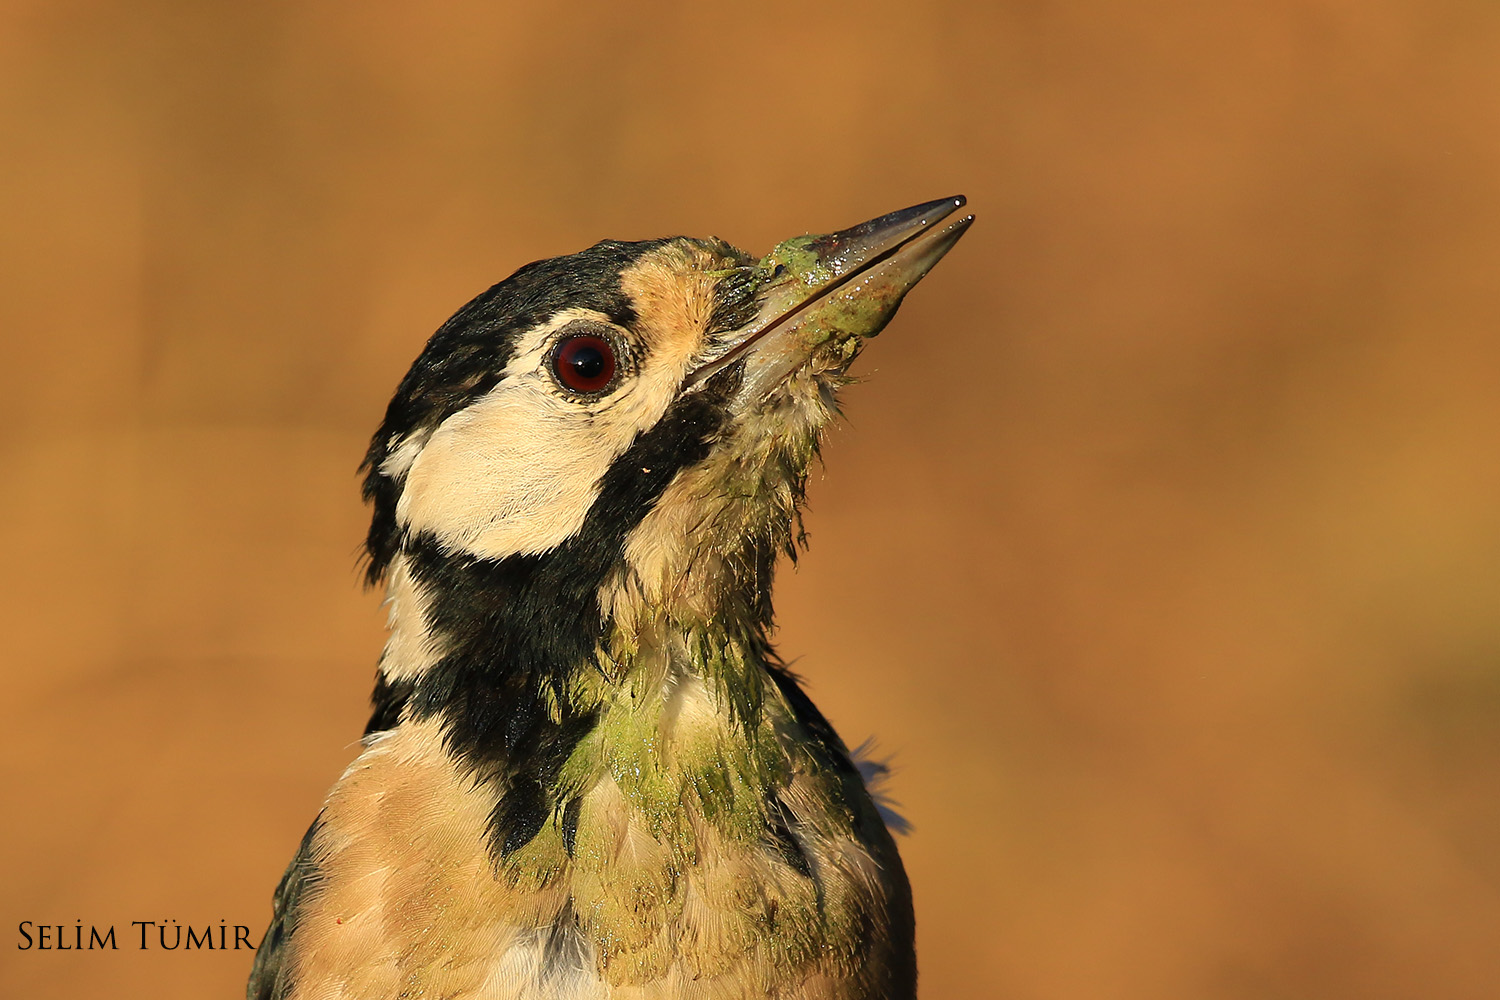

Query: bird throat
[{"left": 371, "top": 526, "right": 799, "bottom": 859}]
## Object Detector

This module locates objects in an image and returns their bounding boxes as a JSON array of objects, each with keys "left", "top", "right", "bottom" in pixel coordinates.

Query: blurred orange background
[{"left": 4, "top": 2, "right": 1499, "bottom": 997}]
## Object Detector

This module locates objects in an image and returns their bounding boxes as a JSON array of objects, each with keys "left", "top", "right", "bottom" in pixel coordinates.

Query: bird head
[{"left": 360, "top": 197, "right": 971, "bottom": 723}]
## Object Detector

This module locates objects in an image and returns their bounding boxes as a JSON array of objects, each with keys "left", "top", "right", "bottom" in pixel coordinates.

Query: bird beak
[{"left": 687, "top": 195, "right": 973, "bottom": 397}]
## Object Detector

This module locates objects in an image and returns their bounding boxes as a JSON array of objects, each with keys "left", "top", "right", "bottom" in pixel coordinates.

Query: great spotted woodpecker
[{"left": 249, "top": 197, "right": 972, "bottom": 1000}]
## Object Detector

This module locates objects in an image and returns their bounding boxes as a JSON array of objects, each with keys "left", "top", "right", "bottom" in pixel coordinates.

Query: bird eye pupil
[
  {"left": 553, "top": 334, "right": 617, "bottom": 393},
  {"left": 571, "top": 347, "right": 604, "bottom": 378}
]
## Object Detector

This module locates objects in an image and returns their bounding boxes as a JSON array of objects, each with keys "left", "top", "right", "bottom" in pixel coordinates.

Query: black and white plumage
[{"left": 248, "top": 197, "right": 971, "bottom": 1000}]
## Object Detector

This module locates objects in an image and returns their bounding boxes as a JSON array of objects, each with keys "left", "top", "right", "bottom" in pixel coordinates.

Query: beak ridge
[
  {"left": 688, "top": 196, "right": 974, "bottom": 390},
  {"left": 807, "top": 195, "right": 968, "bottom": 280}
]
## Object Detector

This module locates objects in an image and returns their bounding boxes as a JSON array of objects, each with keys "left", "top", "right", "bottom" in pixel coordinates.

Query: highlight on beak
[{"left": 688, "top": 195, "right": 973, "bottom": 394}]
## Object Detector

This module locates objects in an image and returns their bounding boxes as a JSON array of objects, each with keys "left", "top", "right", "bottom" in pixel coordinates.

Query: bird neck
[
  {"left": 369, "top": 534, "right": 806, "bottom": 861},
  {"left": 364, "top": 535, "right": 901, "bottom": 985}
]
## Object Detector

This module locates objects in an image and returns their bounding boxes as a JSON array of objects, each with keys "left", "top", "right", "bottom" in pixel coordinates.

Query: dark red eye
[{"left": 552, "top": 334, "right": 616, "bottom": 393}]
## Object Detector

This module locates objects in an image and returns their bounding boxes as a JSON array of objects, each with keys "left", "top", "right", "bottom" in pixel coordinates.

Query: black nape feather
[{"left": 365, "top": 673, "right": 414, "bottom": 735}]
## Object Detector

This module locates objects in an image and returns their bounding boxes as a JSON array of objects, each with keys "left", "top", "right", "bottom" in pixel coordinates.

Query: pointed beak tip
[{"left": 685, "top": 196, "right": 974, "bottom": 388}]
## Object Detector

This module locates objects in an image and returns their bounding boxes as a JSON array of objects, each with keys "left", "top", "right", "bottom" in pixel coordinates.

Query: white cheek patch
[
  {"left": 394, "top": 310, "right": 692, "bottom": 561},
  {"left": 398, "top": 383, "right": 633, "bottom": 558}
]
